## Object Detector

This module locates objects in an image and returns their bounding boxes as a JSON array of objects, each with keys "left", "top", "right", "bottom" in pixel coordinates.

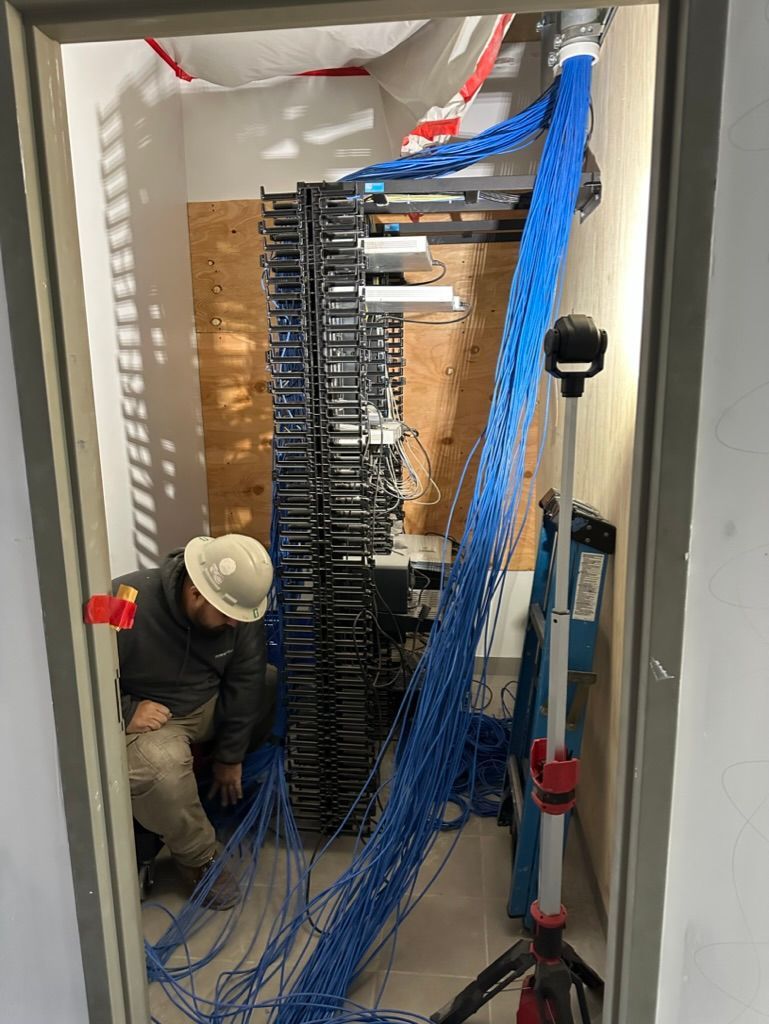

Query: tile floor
[{"left": 142, "top": 678, "right": 606, "bottom": 1023}]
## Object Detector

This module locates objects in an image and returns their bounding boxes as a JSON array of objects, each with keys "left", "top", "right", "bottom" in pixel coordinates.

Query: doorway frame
[{"left": 0, "top": 1, "right": 727, "bottom": 1021}]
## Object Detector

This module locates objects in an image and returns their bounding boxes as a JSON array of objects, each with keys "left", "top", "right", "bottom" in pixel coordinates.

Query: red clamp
[
  {"left": 84, "top": 585, "right": 137, "bottom": 631},
  {"left": 530, "top": 737, "right": 579, "bottom": 814}
]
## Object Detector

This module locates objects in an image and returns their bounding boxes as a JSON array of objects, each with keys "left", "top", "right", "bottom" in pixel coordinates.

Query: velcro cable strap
[{"left": 529, "top": 737, "right": 579, "bottom": 815}]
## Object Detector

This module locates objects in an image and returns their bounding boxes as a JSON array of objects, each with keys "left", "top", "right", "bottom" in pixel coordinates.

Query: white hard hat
[{"left": 184, "top": 534, "right": 273, "bottom": 622}]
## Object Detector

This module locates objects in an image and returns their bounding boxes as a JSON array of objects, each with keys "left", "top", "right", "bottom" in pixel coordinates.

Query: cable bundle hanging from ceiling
[
  {"left": 145, "top": 55, "right": 593, "bottom": 1023},
  {"left": 257, "top": 53, "right": 595, "bottom": 1024},
  {"left": 343, "top": 80, "right": 557, "bottom": 182}
]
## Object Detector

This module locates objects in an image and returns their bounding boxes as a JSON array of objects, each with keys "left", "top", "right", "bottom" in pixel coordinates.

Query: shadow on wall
[
  {"left": 180, "top": 43, "right": 545, "bottom": 202},
  {"left": 98, "top": 63, "right": 209, "bottom": 569},
  {"left": 181, "top": 73, "right": 396, "bottom": 199}
]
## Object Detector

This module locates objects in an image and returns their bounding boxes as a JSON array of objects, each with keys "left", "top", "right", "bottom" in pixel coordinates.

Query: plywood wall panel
[
  {"left": 400, "top": 240, "right": 537, "bottom": 566},
  {"left": 188, "top": 199, "right": 271, "bottom": 540},
  {"left": 188, "top": 199, "right": 537, "bottom": 570},
  {"left": 195, "top": 330, "right": 272, "bottom": 536},
  {"left": 189, "top": 200, "right": 265, "bottom": 334}
]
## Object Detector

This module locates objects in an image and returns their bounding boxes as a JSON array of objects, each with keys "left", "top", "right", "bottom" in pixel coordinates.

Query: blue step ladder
[{"left": 500, "top": 488, "right": 615, "bottom": 925}]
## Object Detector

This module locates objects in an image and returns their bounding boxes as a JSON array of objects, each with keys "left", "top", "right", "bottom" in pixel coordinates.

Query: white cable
[{"left": 365, "top": 359, "right": 441, "bottom": 505}]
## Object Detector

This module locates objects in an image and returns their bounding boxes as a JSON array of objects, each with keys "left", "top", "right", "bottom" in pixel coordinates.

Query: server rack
[
  {"left": 261, "top": 173, "right": 602, "bottom": 834},
  {"left": 262, "top": 181, "right": 399, "bottom": 831}
]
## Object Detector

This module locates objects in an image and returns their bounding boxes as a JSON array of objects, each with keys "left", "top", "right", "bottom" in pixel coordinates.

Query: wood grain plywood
[
  {"left": 188, "top": 199, "right": 537, "bottom": 568},
  {"left": 196, "top": 330, "right": 272, "bottom": 537},
  {"left": 188, "top": 199, "right": 271, "bottom": 540},
  {"left": 189, "top": 200, "right": 265, "bottom": 335},
  {"left": 402, "top": 242, "right": 537, "bottom": 568}
]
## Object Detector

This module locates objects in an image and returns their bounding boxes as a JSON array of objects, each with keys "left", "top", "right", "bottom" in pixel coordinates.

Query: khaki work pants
[{"left": 127, "top": 696, "right": 218, "bottom": 868}]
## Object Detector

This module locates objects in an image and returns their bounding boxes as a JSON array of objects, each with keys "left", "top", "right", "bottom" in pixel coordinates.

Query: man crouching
[{"left": 115, "top": 534, "right": 274, "bottom": 910}]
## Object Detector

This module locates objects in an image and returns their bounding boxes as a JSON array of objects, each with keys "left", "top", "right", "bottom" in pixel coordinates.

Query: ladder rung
[
  {"left": 567, "top": 670, "right": 597, "bottom": 687},
  {"left": 530, "top": 602, "right": 545, "bottom": 644},
  {"left": 508, "top": 754, "right": 524, "bottom": 830}
]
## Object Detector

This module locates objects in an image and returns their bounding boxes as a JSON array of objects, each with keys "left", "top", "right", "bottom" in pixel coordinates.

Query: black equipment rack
[
  {"left": 260, "top": 172, "right": 601, "bottom": 834},
  {"left": 261, "top": 181, "right": 402, "bottom": 832}
]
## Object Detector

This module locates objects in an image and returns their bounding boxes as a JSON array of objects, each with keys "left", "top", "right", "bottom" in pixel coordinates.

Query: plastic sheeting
[
  {"left": 149, "top": 22, "right": 428, "bottom": 86},
  {"left": 148, "top": 16, "right": 512, "bottom": 155}
]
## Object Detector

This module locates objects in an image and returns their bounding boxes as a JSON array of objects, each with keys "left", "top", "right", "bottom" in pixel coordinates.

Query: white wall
[
  {"left": 62, "top": 32, "right": 543, "bottom": 589},
  {"left": 181, "top": 39, "right": 543, "bottom": 201},
  {"left": 475, "top": 570, "right": 533, "bottom": 664},
  {"left": 0, "top": 253, "right": 88, "bottom": 1021},
  {"left": 63, "top": 40, "right": 209, "bottom": 576},
  {"left": 182, "top": 74, "right": 396, "bottom": 200},
  {"left": 657, "top": 3, "right": 769, "bottom": 1020}
]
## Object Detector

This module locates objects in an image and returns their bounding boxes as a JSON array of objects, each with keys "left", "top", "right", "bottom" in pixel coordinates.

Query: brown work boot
[{"left": 176, "top": 856, "right": 240, "bottom": 911}]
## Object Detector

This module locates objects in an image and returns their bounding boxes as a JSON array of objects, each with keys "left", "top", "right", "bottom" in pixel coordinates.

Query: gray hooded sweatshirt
[{"left": 114, "top": 549, "right": 267, "bottom": 764}]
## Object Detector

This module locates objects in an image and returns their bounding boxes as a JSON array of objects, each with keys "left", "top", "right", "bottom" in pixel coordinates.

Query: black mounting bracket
[{"left": 353, "top": 173, "right": 602, "bottom": 246}]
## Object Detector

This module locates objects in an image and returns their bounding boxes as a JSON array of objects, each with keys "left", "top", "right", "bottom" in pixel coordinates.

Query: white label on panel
[{"left": 572, "top": 552, "right": 605, "bottom": 622}]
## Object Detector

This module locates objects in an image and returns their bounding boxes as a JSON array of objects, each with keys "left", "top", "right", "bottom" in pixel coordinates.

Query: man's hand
[
  {"left": 126, "top": 700, "right": 172, "bottom": 734},
  {"left": 209, "top": 762, "right": 243, "bottom": 807}
]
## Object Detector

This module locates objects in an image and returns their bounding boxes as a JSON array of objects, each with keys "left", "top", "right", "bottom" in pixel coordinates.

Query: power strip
[
  {"left": 364, "top": 285, "right": 463, "bottom": 313},
  {"left": 363, "top": 236, "right": 434, "bottom": 272}
]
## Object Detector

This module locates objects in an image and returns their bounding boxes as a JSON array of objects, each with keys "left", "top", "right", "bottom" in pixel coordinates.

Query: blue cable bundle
[
  {"left": 258, "top": 54, "right": 595, "bottom": 1024},
  {"left": 147, "top": 56, "right": 593, "bottom": 1023},
  {"left": 146, "top": 749, "right": 313, "bottom": 1024},
  {"left": 445, "top": 712, "right": 512, "bottom": 827},
  {"left": 144, "top": 745, "right": 300, "bottom": 984},
  {"left": 343, "top": 83, "right": 557, "bottom": 181}
]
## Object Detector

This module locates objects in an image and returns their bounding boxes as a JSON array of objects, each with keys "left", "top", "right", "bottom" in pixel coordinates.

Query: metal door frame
[
  {"left": 0, "top": 1, "right": 727, "bottom": 1020},
  {"left": 604, "top": 3, "right": 729, "bottom": 1021}
]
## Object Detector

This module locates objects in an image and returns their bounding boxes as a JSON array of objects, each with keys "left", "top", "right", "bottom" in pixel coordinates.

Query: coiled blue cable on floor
[{"left": 445, "top": 712, "right": 511, "bottom": 827}]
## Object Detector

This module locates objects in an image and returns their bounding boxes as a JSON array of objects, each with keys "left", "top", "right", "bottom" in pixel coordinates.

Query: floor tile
[
  {"left": 460, "top": 813, "right": 483, "bottom": 836},
  {"left": 562, "top": 917, "right": 606, "bottom": 979},
  {"left": 141, "top": 801, "right": 606, "bottom": 1021},
  {"left": 379, "top": 893, "right": 487, "bottom": 977},
  {"left": 345, "top": 971, "right": 378, "bottom": 1010},
  {"left": 149, "top": 864, "right": 304, "bottom": 968},
  {"left": 484, "top": 897, "right": 528, "bottom": 964},
  {"left": 149, "top": 953, "right": 240, "bottom": 1022},
  {"left": 375, "top": 971, "right": 490, "bottom": 1022},
  {"left": 477, "top": 814, "right": 507, "bottom": 837},
  {"left": 481, "top": 826, "right": 514, "bottom": 902},
  {"left": 482, "top": 674, "right": 518, "bottom": 719},
  {"left": 301, "top": 834, "right": 363, "bottom": 897},
  {"left": 149, "top": 984, "right": 197, "bottom": 1024},
  {"left": 416, "top": 830, "right": 484, "bottom": 898},
  {"left": 562, "top": 833, "right": 607, "bottom": 976}
]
